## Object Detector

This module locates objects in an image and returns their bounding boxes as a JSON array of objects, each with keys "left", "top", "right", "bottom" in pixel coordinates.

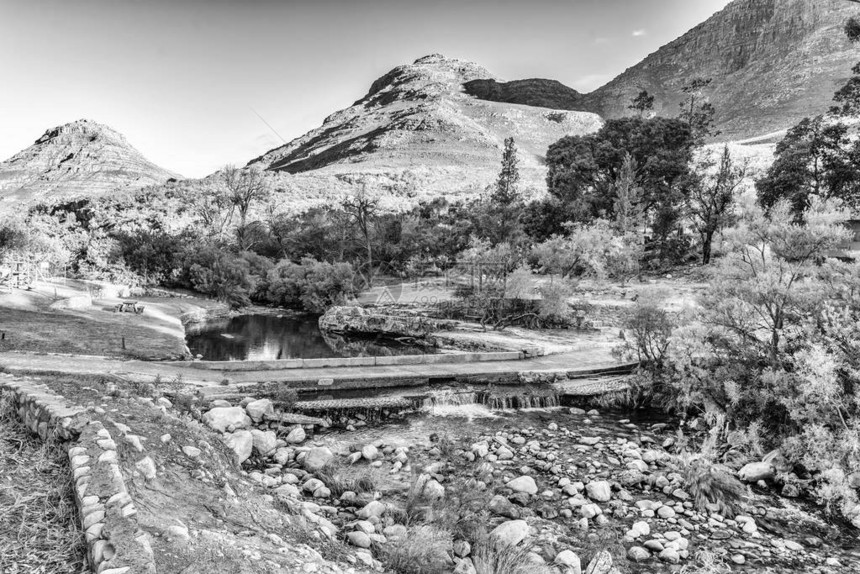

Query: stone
[
  {"left": 506, "top": 476, "right": 538, "bottom": 495},
  {"left": 453, "top": 558, "right": 477, "bottom": 574},
  {"left": 657, "top": 505, "right": 676, "bottom": 519},
  {"left": 490, "top": 520, "right": 530, "bottom": 549},
  {"left": 580, "top": 503, "right": 602, "bottom": 519},
  {"left": 303, "top": 447, "right": 334, "bottom": 472},
  {"left": 347, "top": 531, "right": 371, "bottom": 548},
  {"left": 356, "top": 500, "right": 386, "bottom": 519},
  {"left": 731, "top": 554, "right": 746, "bottom": 565},
  {"left": 182, "top": 445, "right": 201, "bottom": 458},
  {"left": 630, "top": 521, "right": 650, "bottom": 538},
  {"left": 361, "top": 444, "right": 379, "bottom": 461},
  {"left": 584, "top": 550, "right": 613, "bottom": 574},
  {"left": 554, "top": 550, "right": 581, "bottom": 574},
  {"left": 202, "top": 407, "right": 251, "bottom": 433},
  {"left": 224, "top": 430, "right": 254, "bottom": 465},
  {"left": 738, "top": 461, "right": 774, "bottom": 482},
  {"left": 453, "top": 539, "right": 471, "bottom": 557},
  {"left": 250, "top": 429, "right": 278, "bottom": 456},
  {"left": 274, "top": 483, "right": 300, "bottom": 499},
  {"left": 285, "top": 426, "right": 306, "bottom": 444},
  {"left": 489, "top": 495, "right": 520, "bottom": 519},
  {"left": 627, "top": 546, "right": 650, "bottom": 562},
  {"left": 245, "top": 399, "right": 274, "bottom": 422},
  {"left": 658, "top": 548, "right": 680, "bottom": 563},
  {"left": 423, "top": 479, "right": 445, "bottom": 500},
  {"left": 580, "top": 437, "right": 601, "bottom": 446},
  {"left": 585, "top": 480, "right": 611, "bottom": 502},
  {"left": 135, "top": 457, "right": 157, "bottom": 481},
  {"left": 471, "top": 441, "right": 489, "bottom": 457}
]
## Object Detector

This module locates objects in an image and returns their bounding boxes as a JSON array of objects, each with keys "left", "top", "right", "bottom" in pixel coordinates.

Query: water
[{"left": 185, "top": 313, "right": 436, "bottom": 361}]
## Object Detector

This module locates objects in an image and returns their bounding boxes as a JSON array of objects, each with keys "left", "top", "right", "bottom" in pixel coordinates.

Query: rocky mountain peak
[
  {"left": 584, "top": 0, "right": 860, "bottom": 138},
  {"left": 0, "top": 119, "right": 180, "bottom": 205}
]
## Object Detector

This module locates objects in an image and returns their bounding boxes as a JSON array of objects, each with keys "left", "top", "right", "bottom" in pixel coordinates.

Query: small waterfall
[{"left": 418, "top": 387, "right": 561, "bottom": 415}]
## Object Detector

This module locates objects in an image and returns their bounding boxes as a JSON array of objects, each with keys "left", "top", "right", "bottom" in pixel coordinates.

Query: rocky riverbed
[{"left": 197, "top": 398, "right": 860, "bottom": 574}]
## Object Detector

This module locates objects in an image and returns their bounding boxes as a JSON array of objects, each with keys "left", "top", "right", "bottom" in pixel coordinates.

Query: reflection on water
[{"left": 186, "top": 314, "right": 436, "bottom": 361}]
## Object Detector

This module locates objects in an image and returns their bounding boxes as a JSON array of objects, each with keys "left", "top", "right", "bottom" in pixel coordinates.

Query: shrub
[
  {"left": 265, "top": 258, "right": 357, "bottom": 313},
  {"left": 470, "top": 538, "right": 552, "bottom": 574},
  {"left": 379, "top": 525, "right": 453, "bottom": 574},
  {"left": 681, "top": 456, "right": 748, "bottom": 516}
]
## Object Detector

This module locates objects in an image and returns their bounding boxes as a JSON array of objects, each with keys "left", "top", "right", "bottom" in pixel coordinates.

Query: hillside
[
  {"left": 248, "top": 54, "right": 604, "bottom": 203},
  {"left": 583, "top": 0, "right": 860, "bottom": 138},
  {"left": 0, "top": 119, "right": 179, "bottom": 205}
]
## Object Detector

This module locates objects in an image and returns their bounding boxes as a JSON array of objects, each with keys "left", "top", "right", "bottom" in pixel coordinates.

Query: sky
[{"left": 0, "top": 0, "right": 733, "bottom": 178}]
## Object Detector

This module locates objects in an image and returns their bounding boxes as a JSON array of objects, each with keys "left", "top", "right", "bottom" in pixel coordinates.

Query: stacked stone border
[{"left": 0, "top": 377, "right": 156, "bottom": 574}]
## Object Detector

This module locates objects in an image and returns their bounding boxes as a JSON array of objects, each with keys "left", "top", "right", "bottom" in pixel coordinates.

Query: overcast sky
[{"left": 0, "top": 0, "right": 733, "bottom": 177}]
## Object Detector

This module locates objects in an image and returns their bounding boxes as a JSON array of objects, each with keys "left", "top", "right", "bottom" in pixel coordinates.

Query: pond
[{"left": 185, "top": 313, "right": 437, "bottom": 361}]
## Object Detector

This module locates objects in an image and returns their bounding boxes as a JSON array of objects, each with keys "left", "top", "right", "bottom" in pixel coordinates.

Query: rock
[
  {"left": 245, "top": 399, "right": 274, "bottom": 422},
  {"left": 347, "top": 531, "right": 372, "bottom": 548},
  {"left": 285, "top": 426, "right": 306, "bottom": 444},
  {"left": 658, "top": 548, "right": 680, "bottom": 563},
  {"left": 303, "top": 447, "right": 334, "bottom": 472},
  {"left": 136, "top": 456, "right": 157, "bottom": 481},
  {"left": 506, "top": 476, "right": 538, "bottom": 495},
  {"left": 319, "top": 306, "right": 446, "bottom": 338},
  {"left": 356, "top": 500, "right": 386, "bottom": 519},
  {"left": 224, "top": 430, "right": 254, "bottom": 465},
  {"left": 580, "top": 437, "right": 601, "bottom": 446},
  {"left": 584, "top": 550, "right": 613, "bottom": 574},
  {"left": 657, "top": 506, "right": 676, "bottom": 519},
  {"left": 585, "top": 480, "right": 612, "bottom": 502},
  {"left": 274, "top": 483, "right": 300, "bottom": 499},
  {"left": 361, "top": 444, "right": 379, "bottom": 461},
  {"left": 738, "top": 461, "right": 774, "bottom": 482},
  {"left": 453, "top": 557, "right": 477, "bottom": 574},
  {"left": 471, "top": 441, "right": 489, "bottom": 457},
  {"left": 629, "top": 521, "right": 650, "bottom": 538},
  {"left": 202, "top": 407, "right": 251, "bottom": 433},
  {"left": 453, "top": 539, "right": 471, "bottom": 558},
  {"left": 781, "top": 483, "right": 801, "bottom": 497},
  {"left": 554, "top": 550, "right": 581, "bottom": 574},
  {"left": 489, "top": 495, "right": 520, "bottom": 519},
  {"left": 580, "top": 503, "right": 602, "bottom": 519},
  {"left": 250, "top": 429, "right": 277, "bottom": 456},
  {"left": 273, "top": 447, "right": 292, "bottom": 465},
  {"left": 490, "top": 520, "right": 530, "bottom": 549},
  {"left": 643, "top": 540, "right": 664, "bottom": 552},
  {"left": 383, "top": 524, "right": 408, "bottom": 540},
  {"left": 731, "top": 554, "right": 746, "bottom": 565},
  {"left": 182, "top": 445, "right": 201, "bottom": 458},
  {"left": 618, "top": 470, "right": 647, "bottom": 486},
  {"left": 423, "top": 479, "right": 445, "bottom": 500},
  {"left": 627, "top": 546, "right": 650, "bottom": 562}
]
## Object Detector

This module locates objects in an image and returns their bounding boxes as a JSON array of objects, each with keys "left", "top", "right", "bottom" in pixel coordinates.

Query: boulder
[
  {"left": 585, "top": 480, "right": 612, "bottom": 502},
  {"left": 319, "top": 305, "right": 451, "bottom": 338},
  {"left": 506, "top": 476, "right": 538, "bottom": 495},
  {"left": 554, "top": 550, "right": 582, "bottom": 573},
  {"left": 136, "top": 456, "right": 157, "bottom": 481},
  {"left": 245, "top": 399, "right": 274, "bottom": 423},
  {"left": 489, "top": 495, "right": 520, "bottom": 519},
  {"left": 224, "top": 430, "right": 254, "bottom": 464},
  {"left": 303, "top": 447, "right": 334, "bottom": 472},
  {"left": 202, "top": 407, "right": 251, "bottom": 433},
  {"left": 285, "top": 426, "right": 306, "bottom": 444},
  {"left": 250, "top": 429, "right": 277, "bottom": 456},
  {"left": 627, "top": 546, "right": 650, "bottom": 562},
  {"left": 584, "top": 550, "right": 613, "bottom": 574},
  {"left": 738, "top": 461, "right": 774, "bottom": 482},
  {"left": 274, "top": 483, "right": 300, "bottom": 499},
  {"left": 347, "top": 531, "right": 372, "bottom": 548},
  {"left": 490, "top": 520, "right": 530, "bottom": 549},
  {"left": 361, "top": 444, "right": 379, "bottom": 461},
  {"left": 423, "top": 479, "right": 445, "bottom": 500},
  {"left": 356, "top": 500, "right": 386, "bottom": 519}
]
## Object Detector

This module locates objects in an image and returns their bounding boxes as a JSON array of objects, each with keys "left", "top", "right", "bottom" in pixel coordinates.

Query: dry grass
[
  {"left": 470, "top": 538, "right": 553, "bottom": 574},
  {"left": 379, "top": 524, "right": 453, "bottom": 574},
  {"left": 681, "top": 456, "right": 748, "bottom": 516},
  {"left": 0, "top": 393, "right": 89, "bottom": 573}
]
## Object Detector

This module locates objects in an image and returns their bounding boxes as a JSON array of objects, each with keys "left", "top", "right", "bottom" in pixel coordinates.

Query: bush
[
  {"left": 470, "top": 538, "right": 553, "bottom": 574},
  {"left": 379, "top": 525, "right": 453, "bottom": 574},
  {"left": 265, "top": 258, "right": 357, "bottom": 313}
]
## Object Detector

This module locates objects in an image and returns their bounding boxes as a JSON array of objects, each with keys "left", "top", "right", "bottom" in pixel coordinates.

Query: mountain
[
  {"left": 462, "top": 78, "right": 588, "bottom": 110},
  {"left": 582, "top": 0, "right": 860, "bottom": 139},
  {"left": 248, "top": 54, "right": 603, "bottom": 204},
  {"left": 0, "top": 119, "right": 180, "bottom": 205}
]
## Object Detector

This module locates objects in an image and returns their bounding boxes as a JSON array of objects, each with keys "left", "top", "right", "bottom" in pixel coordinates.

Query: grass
[
  {"left": 681, "top": 456, "right": 748, "bottom": 516},
  {"left": 0, "top": 392, "right": 89, "bottom": 573},
  {"left": 379, "top": 524, "right": 453, "bottom": 574},
  {"left": 315, "top": 458, "right": 378, "bottom": 498},
  {"left": 0, "top": 306, "right": 187, "bottom": 360},
  {"left": 470, "top": 537, "right": 553, "bottom": 574}
]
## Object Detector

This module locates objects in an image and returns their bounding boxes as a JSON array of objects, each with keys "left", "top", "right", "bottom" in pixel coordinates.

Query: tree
[
  {"left": 221, "top": 165, "right": 272, "bottom": 249},
  {"left": 687, "top": 145, "right": 746, "bottom": 264},
  {"left": 831, "top": 62, "right": 860, "bottom": 117},
  {"left": 533, "top": 220, "right": 616, "bottom": 280},
  {"left": 612, "top": 152, "right": 645, "bottom": 236},
  {"left": 679, "top": 78, "right": 720, "bottom": 142},
  {"left": 473, "top": 137, "right": 525, "bottom": 246},
  {"left": 342, "top": 185, "right": 380, "bottom": 285},
  {"left": 756, "top": 116, "right": 860, "bottom": 215},
  {"left": 845, "top": 16, "right": 860, "bottom": 43},
  {"left": 628, "top": 90, "right": 655, "bottom": 117}
]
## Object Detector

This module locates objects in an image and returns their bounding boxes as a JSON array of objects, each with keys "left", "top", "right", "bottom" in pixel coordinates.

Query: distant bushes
[{"left": 264, "top": 258, "right": 357, "bottom": 313}]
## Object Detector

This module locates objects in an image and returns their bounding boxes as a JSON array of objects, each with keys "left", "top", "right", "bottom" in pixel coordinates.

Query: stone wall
[{"left": 0, "top": 376, "right": 156, "bottom": 574}]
